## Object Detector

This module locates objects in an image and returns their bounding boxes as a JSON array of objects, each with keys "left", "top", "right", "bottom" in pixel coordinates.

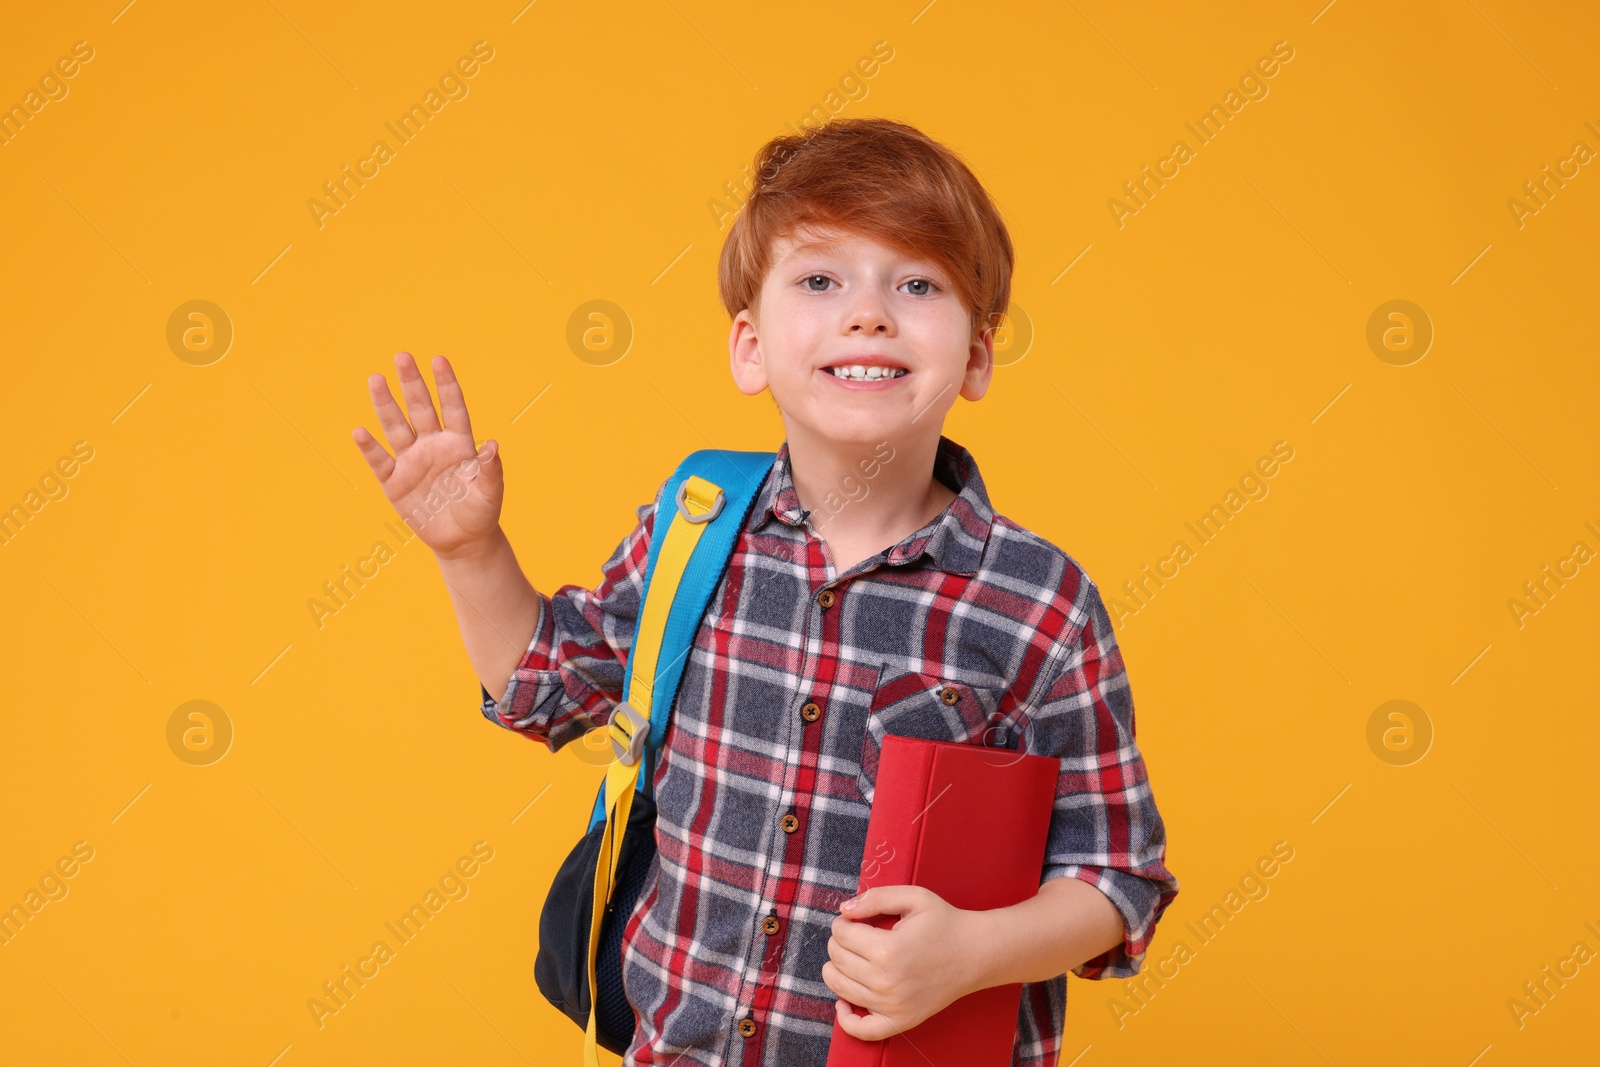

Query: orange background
[{"left": 2, "top": 1, "right": 1596, "bottom": 1064}]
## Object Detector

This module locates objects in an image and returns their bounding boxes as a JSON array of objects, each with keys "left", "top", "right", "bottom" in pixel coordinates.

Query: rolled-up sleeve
[
  {"left": 478, "top": 476, "right": 667, "bottom": 753},
  {"left": 1027, "top": 577, "right": 1178, "bottom": 979}
]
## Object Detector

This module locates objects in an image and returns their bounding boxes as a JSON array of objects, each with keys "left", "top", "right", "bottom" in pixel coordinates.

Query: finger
[
  {"left": 834, "top": 996, "right": 866, "bottom": 1034},
  {"left": 831, "top": 919, "right": 884, "bottom": 964},
  {"left": 395, "top": 351, "right": 443, "bottom": 435},
  {"left": 368, "top": 371, "right": 416, "bottom": 452},
  {"left": 430, "top": 354, "right": 475, "bottom": 441},
  {"left": 830, "top": 932, "right": 887, "bottom": 994},
  {"left": 843, "top": 884, "right": 922, "bottom": 921},
  {"left": 351, "top": 425, "right": 396, "bottom": 483},
  {"left": 821, "top": 959, "right": 879, "bottom": 1012},
  {"left": 834, "top": 996, "right": 895, "bottom": 1042}
]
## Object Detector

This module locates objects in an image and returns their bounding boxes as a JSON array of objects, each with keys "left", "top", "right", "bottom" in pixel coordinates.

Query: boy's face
[{"left": 729, "top": 226, "right": 994, "bottom": 449}]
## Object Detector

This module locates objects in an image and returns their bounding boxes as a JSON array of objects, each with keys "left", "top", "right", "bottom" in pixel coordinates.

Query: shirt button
[
  {"left": 762, "top": 914, "right": 781, "bottom": 935},
  {"left": 817, "top": 589, "right": 835, "bottom": 608},
  {"left": 781, "top": 812, "right": 800, "bottom": 833},
  {"left": 801, "top": 701, "right": 822, "bottom": 723},
  {"left": 939, "top": 686, "right": 960, "bottom": 705},
  {"left": 738, "top": 1017, "right": 757, "bottom": 1038}
]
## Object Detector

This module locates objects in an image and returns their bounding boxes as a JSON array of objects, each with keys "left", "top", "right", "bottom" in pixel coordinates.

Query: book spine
[
  {"left": 856, "top": 738, "right": 932, "bottom": 931},
  {"left": 831, "top": 740, "right": 934, "bottom": 1067}
]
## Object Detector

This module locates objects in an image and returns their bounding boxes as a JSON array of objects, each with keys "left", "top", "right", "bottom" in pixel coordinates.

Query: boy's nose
[{"left": 844, "top": 291, "right": 894, "bottom": 335}]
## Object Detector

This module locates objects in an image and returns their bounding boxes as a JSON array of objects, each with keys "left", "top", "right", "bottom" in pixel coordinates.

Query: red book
[{"left": 826, "top": 733, "right": 1059, "bottom": 1067}]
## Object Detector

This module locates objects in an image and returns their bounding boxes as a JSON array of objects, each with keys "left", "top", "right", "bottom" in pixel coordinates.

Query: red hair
[{"left": 718, "top": 118, "right": 1014, "bottom": 341}]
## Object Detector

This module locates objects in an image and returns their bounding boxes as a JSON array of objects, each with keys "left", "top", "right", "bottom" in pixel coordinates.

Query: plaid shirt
[{"left": 480, "top": 434, "right": 1178, "bottom": 1066}]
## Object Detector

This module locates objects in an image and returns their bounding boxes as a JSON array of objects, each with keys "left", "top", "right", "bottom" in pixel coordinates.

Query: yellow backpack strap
[{"left": 583, "top": 473, "right": 725, "bottom": 1066}]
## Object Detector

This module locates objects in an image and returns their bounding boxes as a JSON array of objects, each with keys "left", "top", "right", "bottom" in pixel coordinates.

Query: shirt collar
[{"left": 747, "top": 434, "right": 995, "bottom": 576}]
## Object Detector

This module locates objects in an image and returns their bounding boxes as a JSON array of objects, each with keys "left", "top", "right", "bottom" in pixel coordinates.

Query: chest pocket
[{"left": 855, "top": 666, "right": 1012, "bottom": 806}]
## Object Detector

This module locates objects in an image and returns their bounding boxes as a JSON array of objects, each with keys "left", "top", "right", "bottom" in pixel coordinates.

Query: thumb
[{"left": 471, "top": 439, "right": 504, "bottom": 505}]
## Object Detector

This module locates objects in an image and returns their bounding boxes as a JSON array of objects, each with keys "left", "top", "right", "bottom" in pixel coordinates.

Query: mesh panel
[{"left": 594, "top": 838, "right": 655, "bottom": 1048}]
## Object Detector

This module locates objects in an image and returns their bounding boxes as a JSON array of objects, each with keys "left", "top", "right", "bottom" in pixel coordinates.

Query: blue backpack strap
[{"left": 588, "top": 448, "right": 777, "bottom": 830}]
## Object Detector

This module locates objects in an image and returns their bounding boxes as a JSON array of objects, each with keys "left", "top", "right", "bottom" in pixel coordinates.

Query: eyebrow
[
  {"left": 781, "top": 237, "right": 942, "bottom": 278},
  {"left": 786, "top": 236, "right": 848, "bottom": 258}
]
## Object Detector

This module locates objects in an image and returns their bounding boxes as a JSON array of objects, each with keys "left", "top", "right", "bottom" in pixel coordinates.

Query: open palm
[{"left": 352, "top": 352, "right": 504, "bottom": 558}]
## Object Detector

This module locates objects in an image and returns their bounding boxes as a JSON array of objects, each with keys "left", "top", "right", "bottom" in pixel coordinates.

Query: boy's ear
[
  {"left": 729, "top": 309, "right": 769, "bottom": 397},
  {"left": 960, "top": 322, "right": 995, "bottom": 402}
]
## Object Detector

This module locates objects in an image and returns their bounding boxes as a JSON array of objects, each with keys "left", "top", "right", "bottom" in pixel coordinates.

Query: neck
[{"left": 782, "top": 423, "right": 956, "bottom": 550}]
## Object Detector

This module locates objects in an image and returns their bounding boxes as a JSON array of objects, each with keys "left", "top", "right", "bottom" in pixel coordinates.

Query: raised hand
[{"left": 352, "top": 352, "right": 505, "bottom": 559}]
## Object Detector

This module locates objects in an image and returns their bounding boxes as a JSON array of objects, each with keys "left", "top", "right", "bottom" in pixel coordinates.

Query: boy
[{"left": 353, "top": 117, "right": 1177, "bottom": 1066}]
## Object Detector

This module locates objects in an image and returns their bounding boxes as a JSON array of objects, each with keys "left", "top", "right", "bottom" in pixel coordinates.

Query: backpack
[{"left": 531, "top": 448, "right": 777, "bottom": 1066}]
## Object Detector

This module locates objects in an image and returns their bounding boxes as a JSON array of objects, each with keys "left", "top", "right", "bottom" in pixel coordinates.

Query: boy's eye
[
  {"left": 902, "top": 278, "right": 936, "bottom": 296},
  {"left": 803, "top": 275, "right": 835, "bottom": 292}
]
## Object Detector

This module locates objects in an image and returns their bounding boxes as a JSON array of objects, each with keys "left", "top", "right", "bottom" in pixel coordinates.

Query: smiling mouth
[{"left": 825, "top": 365, "right": 909, "bottom": 381}]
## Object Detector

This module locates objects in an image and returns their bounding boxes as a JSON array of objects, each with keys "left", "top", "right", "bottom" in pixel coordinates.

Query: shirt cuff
[
  {"left": 1043, "top": 863, "right": 1178, "bottom": 979},
  {"left": 477, "top": 667, "right": 570, "bottom": 749}
]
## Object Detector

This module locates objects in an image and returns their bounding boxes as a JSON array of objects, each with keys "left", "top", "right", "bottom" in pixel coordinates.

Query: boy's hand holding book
[
  {"left": 825, "top": 877, "right": 1127, "bottom": 1052},
  {"left": 823, "top": 884, "right": 992, "bottom": 1041}
]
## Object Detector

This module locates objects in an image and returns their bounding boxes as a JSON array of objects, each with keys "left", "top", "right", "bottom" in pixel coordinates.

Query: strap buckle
[
  {"left": 676, "top": 479, "right": 725, "bottom": 524},
  {"left": 608, "top": 701, "right": 648, "bottom": 766}
]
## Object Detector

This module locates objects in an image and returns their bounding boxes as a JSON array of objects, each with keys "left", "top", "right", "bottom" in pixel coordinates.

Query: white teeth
[{"left": 830, "top": 365, "right": 905, "bottom": 380}]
